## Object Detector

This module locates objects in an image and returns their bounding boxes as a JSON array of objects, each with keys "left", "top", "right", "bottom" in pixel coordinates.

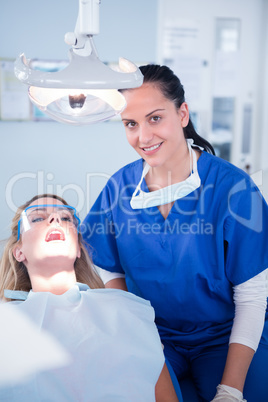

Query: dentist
[{"left": 83, "top": 64, "right": 268, "bottom": 401}]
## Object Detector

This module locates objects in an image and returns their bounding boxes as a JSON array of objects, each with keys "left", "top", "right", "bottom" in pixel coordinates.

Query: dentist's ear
[
  {"left": 13, "top": 246, "right": 26, "bottom": 262},
  {"left": 179, "top": 102, "right": 189, "bottom": 128}
]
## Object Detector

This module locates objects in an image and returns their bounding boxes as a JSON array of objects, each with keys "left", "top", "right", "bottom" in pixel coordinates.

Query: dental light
[{"left": 14, "top": 0, "right": 143, "bottom": 125}]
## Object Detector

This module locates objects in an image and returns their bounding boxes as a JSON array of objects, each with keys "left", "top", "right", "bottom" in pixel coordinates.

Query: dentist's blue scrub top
[{"left": 82, "top": 151, "right": 268, "bottom": 348}]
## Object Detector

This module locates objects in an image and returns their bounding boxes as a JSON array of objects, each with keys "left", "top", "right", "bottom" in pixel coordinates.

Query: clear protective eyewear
[{"left": 17, "top": 204, "right": 81, "bottom": 241}]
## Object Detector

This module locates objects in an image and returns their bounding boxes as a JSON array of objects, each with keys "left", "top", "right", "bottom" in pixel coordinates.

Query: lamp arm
[
  {"left": 65, "top": 0, "right": 100, "bottom": 55},
  {"left": 76, "top": 0, "right": 100, "bottom": 36}
]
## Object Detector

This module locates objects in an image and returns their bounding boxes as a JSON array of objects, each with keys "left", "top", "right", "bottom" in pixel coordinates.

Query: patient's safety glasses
[{"left": 17, "top": 204, "right": 81, "bottom": 241}]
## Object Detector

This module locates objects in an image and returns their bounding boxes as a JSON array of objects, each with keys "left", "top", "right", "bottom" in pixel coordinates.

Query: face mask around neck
[{"left": 130, "top": 139, "right": 202, "bottom": 210}]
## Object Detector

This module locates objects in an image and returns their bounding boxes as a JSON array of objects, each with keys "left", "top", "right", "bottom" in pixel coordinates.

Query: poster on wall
[
  {"left": 0, "top": 59, "right": 31, "bottom": 121},
  {"left": 159, "top": 18, "right": 202, "bottom": 110}
]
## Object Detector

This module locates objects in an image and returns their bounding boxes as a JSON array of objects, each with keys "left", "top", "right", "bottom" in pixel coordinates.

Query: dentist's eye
[
  {"left": 125, "top": 121, "right": 137, "bottom": 129},
  {"left": 151, "top": 116, "right": 161, "bottom": 123}
]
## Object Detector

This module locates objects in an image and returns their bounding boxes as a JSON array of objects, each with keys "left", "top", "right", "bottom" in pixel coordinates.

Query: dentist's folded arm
[
  {"left": 98, "top": 267, "right": 127, "bottom": 290},
  {"left": 212, "top": 268, "right": 268, "bottom": 401}
]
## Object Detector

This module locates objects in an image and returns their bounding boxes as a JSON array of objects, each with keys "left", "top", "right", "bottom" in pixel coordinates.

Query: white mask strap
[
  {"left": 131, "top": 162, "right": 150, "bottom": 198},
  {"left": 130, "top": 138, "right": 201, "bottom": 209}
]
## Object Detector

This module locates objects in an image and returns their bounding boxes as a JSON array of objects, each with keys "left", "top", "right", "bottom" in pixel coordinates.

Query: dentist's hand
[{"left": 211, "top": 384, "right": 247, "bottom": 402}]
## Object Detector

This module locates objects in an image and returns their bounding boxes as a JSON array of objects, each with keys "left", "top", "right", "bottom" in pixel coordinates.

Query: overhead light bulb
[
  {"left": 69, "top": 94, "right": 86, "bottom": 109},
  {"left": 14, "top": 0, "right": 143, "bottom": 125}
]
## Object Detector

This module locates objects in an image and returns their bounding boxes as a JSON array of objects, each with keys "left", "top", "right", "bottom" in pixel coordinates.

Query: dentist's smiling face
[
  {"left": 121, "top": 83, "right": 189, "bottom": 169},
  {"left": 14, "top": 197, "right": 81, "bottom": 272}
]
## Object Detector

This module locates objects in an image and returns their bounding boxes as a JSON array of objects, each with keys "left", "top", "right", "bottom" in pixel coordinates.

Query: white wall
[
  {"left": 157, "top": 0, "right": 268, "bottom": 201},
  {"left": 260, "top": 0, "right": 268, "bottom": 172},
  {"left": 259, "top": 0, "right": 268, "bottom": 202},
  {"left": 0, "top": 0, "right": 158, "bottom": 244}
]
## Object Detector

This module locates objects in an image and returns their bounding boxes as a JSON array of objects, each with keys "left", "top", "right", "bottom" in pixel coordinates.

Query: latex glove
[{"left": 211, "top": 384, "right": 247, "bottom": 402}]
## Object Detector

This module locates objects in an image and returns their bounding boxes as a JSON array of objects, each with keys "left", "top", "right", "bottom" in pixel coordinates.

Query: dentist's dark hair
[{"left": 137, "top": 64, "right": 215, "bottom": 154}]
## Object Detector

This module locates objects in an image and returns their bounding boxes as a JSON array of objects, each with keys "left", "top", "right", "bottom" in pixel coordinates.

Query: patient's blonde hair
[{"left": 0, "top": 194, "right": 104, "bottom": 301}]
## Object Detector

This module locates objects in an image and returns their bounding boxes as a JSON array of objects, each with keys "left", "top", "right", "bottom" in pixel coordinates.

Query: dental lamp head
[{"left": 14, "top": 0, "right": 143, "bottom": 125}]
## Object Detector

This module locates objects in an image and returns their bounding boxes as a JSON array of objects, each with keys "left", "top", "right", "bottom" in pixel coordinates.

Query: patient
[{"left": 0, "top": 194, "right": 179, "bottom": 401}]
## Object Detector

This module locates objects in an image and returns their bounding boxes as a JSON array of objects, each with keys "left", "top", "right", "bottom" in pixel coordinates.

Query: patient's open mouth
[{"left": 45, "top": 229, "right": 65, "bottom": 242}]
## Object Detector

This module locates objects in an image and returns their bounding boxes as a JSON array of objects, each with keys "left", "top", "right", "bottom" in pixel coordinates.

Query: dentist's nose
[
  {"left": 48, "top": 213, "right": 61, "bottom": 225},
  {"left": 139, "top": 124, "right": 154, "bottom": 145}
]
